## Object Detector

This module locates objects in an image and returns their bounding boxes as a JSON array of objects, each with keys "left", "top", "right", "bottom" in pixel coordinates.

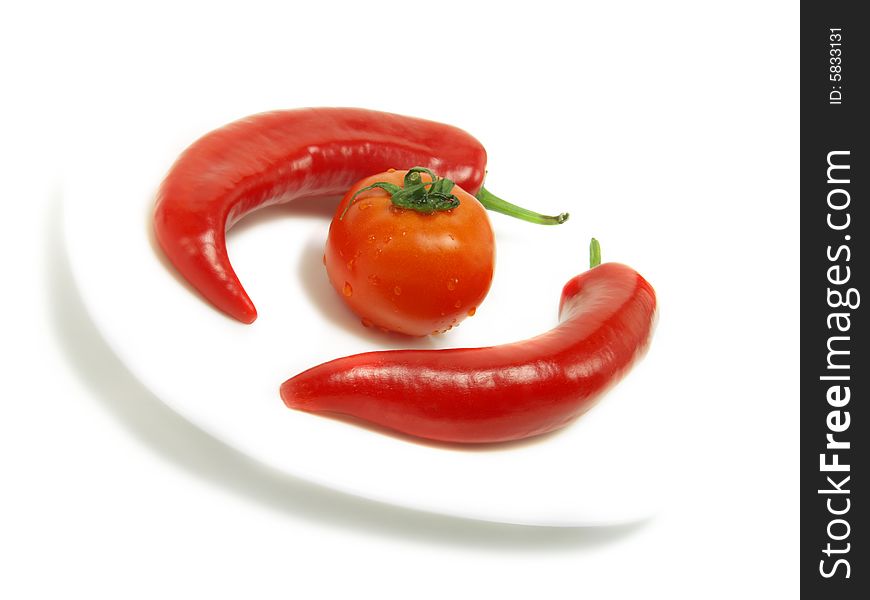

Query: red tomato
[{"left": 325, "top": 169, "right": 495, "bottom": 336}]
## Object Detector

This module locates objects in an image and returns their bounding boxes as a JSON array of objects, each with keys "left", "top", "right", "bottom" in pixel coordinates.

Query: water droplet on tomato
[
  {"left": 343, "top": 282, "right": 353, "bottom": 297},
  {"left": 367, "top": 234, "right": 376, "bottom": 243},
  {"left": 361, "top": 318, "right": 373, "bottom": 328},
  {"left": 384, "top": 235, "right": 392, "bottom": 244},
  {"left": 368, "top": 274, "right": 379, "bottom": 286},
  {"left": 447, "top": 277, "right": 458, "bottom": 291},
  {"left": 387, "top": 168, "right": 396, "bottom": 173},
  {"left": 467, "top": 306, "right": 477, "bottom": 316},
  {"left": 346, "top": 259, "right": 355, "bottom": 271},
  {"left": 454, "top": 300, "right": 462, "bottom": 308},
  {"left": 358, "top": 201, "right": 372, "bottom": 211},
  {"left": 393, "top": 286, "right": 402, "bottom": 296},
  {"left": 401, "top": 230, "right": 407, "bottom": 236}
]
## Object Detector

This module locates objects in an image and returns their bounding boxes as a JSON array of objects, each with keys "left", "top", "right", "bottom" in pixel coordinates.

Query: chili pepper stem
[
  {"left": 590, "top": 237, "right": 601, "bottom": 268},
  {"left": 475, "top": 187, "right": 569, "bottom": 225}
]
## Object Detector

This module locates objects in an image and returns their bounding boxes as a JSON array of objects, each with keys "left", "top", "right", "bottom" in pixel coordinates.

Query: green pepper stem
[
  {"left": 589, "top": 237, "right": 601, "bottom": 268},
  {"left": 475, "top": 186, "right": 569, "bottom": 225}
]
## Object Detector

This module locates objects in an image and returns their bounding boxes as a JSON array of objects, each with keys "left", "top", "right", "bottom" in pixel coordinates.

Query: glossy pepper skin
[
  {"left": 281, "top": 261, "right": 657, "bottom": 444},
  {"left": 153, "top": 108, "right": 488, "bottom": 323}
]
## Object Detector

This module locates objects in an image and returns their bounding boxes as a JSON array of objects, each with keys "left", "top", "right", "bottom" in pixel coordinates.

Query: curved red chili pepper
[
  {"left": 154, "top": 108, "right": 566, "bottom": 323},
  {"left": 280, "top": 253, "right": 657, "bottom": 444}
]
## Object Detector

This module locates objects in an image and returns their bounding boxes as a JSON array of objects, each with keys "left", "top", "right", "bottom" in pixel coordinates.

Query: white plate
[{"left": 62, "top": 112, "right": 665, "bottom": 527}]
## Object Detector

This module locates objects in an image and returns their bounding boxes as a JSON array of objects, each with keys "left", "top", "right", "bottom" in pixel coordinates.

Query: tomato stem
[
  {"left": 589, "top": 238, "right": 601, "bottom": 268},
  {"left": 475, "top": 187, "right": 569, "bottom": 225},
  {"left": 341, "top": 167, "right": 460, "bottom": 220}
]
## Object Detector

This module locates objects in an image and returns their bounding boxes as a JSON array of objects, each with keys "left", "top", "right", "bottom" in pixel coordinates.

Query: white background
[{"left": 2, "top": 1, "right": 798, "bottom": 598}]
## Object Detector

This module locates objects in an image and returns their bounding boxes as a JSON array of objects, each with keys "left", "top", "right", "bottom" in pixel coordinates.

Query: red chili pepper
[
  {"left": 154, "top": 108, "right": 567, "bottom": 323},
  {"left": 280, "top": 240, "right": 657, "bottom": 444}
]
